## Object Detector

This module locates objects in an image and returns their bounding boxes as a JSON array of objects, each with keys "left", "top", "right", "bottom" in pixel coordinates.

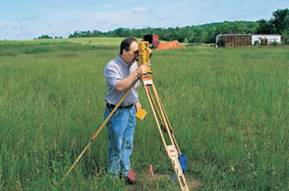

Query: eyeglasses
[{"left": 132, "top": 50, "right": 139, "bottom": 55}]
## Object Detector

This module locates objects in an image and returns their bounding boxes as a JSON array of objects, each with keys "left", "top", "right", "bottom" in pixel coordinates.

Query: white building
[{"left": 251, "top": 34, "right": 281, "bottom": 45}]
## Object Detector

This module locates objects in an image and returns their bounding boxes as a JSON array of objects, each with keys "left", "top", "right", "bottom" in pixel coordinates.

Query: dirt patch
[{"left": 125, "top": 173, "right": 201, "bottom": 191}]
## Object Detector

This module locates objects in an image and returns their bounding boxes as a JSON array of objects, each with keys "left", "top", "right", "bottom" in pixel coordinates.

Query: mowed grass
[{"left": 0, "top": 37, "right": 288, "bottom": 191}]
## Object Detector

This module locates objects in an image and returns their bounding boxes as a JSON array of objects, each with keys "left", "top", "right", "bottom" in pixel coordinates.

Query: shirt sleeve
[{"left": 104, "top": 63, "right": 121, "bottom": 87}]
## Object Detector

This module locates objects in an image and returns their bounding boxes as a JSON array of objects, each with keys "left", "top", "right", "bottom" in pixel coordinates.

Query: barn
[{"left": 216, "top": 34, "right": 282, "bottom": 47}]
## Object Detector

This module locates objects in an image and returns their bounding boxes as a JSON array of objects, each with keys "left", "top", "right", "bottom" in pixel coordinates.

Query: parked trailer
[
  {"left": 216, "top": 34, "right": 251, "bottom": 47},
  {"left": 216, "top": 34, "right": 281, "bottom": 47}
]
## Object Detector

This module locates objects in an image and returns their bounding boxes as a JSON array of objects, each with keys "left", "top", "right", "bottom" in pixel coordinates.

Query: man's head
[{"left": 120, "top": 37, "right": 139, "bottom": 65}]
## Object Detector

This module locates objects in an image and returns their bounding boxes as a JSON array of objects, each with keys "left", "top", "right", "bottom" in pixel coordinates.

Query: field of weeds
[{"left": 0, "top": 38, "right": 288, "bottom": 190}]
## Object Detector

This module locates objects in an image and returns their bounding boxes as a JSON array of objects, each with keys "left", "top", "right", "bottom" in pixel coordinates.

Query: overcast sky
[{"left": 1, "top": 0, "right": 288, "bottom": 40}]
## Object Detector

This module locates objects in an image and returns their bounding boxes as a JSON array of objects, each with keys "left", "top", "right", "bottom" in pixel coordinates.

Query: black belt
[{"left": 106, "top": 102, "right": 134, "bottom": 109}]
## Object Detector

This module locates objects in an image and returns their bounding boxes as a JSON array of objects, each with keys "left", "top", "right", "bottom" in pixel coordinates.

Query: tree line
[
  {"left": 39, "top": 8, "right": 289, "bottom": 44},
  {"left": 68, "top": 21, "right": 258, "bottom": 43}
]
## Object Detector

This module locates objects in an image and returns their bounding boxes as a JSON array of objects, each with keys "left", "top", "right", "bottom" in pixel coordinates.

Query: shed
[{"left": 143, "top": 34, "right": 159, "bottom": 48}]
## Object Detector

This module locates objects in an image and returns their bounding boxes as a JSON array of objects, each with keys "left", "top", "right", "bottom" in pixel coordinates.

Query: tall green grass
[{"left": 0, "top": 38, "right": 288, "bottom": 190}]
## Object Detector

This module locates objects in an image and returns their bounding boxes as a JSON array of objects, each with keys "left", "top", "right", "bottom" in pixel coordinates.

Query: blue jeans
[{"left": 104, "top": 106, "right": 136, "bottom": 177}]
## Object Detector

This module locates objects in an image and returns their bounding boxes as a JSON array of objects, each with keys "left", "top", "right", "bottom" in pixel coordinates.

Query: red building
[{"left": 143, "top": 34, "right": 159, "bottom": 48}]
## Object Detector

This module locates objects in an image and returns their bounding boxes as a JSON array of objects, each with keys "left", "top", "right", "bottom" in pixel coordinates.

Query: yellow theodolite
[{"left": 138, "top": 41, "right": 153, "bottom": 83}]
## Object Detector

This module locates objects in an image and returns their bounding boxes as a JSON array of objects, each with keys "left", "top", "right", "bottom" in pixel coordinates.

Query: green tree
[
  {"left": 255, "top": 19, "right": 275, "bottom": 34},
  {"left": 272, "top": 8, "right": 289, "bottom": 34},
  {"left": 37, "top": 34, "right": 53, "bottom": 39}
]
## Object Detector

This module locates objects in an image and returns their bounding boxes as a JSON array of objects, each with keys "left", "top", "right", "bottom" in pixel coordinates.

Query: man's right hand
[{"left": 136, "top": 63, "right": 152, "bottom": 76}]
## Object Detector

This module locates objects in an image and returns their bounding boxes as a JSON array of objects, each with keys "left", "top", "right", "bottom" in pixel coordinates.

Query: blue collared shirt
[{"left": 104, "top": 55, "right": 140, "bottom": 106}]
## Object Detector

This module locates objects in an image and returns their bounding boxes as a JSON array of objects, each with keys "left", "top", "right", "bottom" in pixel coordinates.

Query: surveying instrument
[{"left": 61, "top": 41, "right": 190, "bottom": 191}]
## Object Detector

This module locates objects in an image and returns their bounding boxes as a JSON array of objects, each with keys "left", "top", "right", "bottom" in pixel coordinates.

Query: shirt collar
[{"left": 117, "top": 55, "right": 130, "bottom": 68}]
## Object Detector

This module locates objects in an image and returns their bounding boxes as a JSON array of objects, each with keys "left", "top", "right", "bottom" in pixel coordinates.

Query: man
[{"left": 103, "top": 37, "right": 149, "bottom": 184}]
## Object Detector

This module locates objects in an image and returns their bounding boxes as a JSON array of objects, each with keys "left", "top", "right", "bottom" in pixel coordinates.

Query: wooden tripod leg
[
  {"left": 148, "top": 85, "right": 182, "bottom": 156},
  {"left": 151, "top": 84, "right": 175, "bottom": 145},
  {"left": 144, "top": 85, "right": 190, "bottom": 191},
  {"left": 156, "top": 89, "right": 182, "bottom": 155},
  {"left": 144, "top": 86, "right": 168, "bottom": 149},
  {"left": 148, "top": 86, "right": 181, "bottom": 154},
  {"left": 147, "top": 86, "right": 166, "bottom": 129}
]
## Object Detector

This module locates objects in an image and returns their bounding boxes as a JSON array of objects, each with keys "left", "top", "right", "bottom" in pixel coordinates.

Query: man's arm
[
  {"left": 114, "top": 69, "right": 139, "bottom": 92},
  {"left": 114, "top": 64, "right": 150, "bottom": 92},
  {"left": 135, "top": 101, "right": 142, "bottom": 111}
]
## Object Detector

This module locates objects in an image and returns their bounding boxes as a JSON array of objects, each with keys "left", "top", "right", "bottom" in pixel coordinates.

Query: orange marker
[{"left": 136, "top": 108, "right": 147, "bottom": 120}]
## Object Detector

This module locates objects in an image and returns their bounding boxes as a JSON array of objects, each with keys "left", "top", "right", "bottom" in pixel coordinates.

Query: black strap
[{"left": 106, "top": 102, "right": 133, "bottom": 109}]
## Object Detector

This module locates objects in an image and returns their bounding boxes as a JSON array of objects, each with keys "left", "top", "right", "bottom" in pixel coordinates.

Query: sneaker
[{"left": 125, "top": 170, "right": 137, "bottom": 184}]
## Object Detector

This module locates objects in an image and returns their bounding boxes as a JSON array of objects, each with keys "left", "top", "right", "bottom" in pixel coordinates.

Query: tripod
[{"left": 139, "top": 42, "right": 189, "bottom": 191}]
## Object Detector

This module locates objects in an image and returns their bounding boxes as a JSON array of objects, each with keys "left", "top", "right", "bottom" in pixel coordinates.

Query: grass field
[{"left": 0, "top": 37, "right": 288, "bottom": 191}]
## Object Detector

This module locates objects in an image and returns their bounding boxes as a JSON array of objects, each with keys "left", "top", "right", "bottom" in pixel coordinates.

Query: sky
[{"left": 1, "top": 0, "right": 288, "bottom": 40}]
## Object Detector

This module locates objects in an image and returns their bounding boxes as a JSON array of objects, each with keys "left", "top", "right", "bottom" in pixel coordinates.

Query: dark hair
[{"left": 120, "top": 37, "right": 137, "bottom": 55}]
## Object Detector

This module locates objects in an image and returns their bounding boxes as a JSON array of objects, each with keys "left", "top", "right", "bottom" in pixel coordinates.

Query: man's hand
[
  {"left": 135, "top": 101, "right": 147, "bottom": 120},
  {"left": 136, "top": 63, "right": 152, "bottom": 76}
]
